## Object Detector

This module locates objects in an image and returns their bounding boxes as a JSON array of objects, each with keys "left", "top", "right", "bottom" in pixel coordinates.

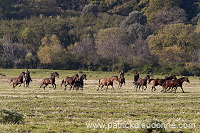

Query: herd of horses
[{"left": 9, "top": 71, "right": 190, "bottom": 93}]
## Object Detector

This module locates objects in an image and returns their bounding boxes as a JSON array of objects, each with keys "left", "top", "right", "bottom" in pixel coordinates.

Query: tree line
[{"left": 0, "top": 0, "right": 200, "bottom": 76}]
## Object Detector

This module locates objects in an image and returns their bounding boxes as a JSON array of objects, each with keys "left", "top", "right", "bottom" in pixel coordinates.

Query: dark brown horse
[
  {"left": 97, "top": 76, "right": 118, "bottom": 91},
  {"left": 24, "top": 69, "right": 32, "bottom": 87},
  {"left": 61, "top": 74, "right": 79, "bottom": 91},
  {"left": 10, "top": 72, "right": 25, "bottom": 88},
  {"left": 118, "top": 74, "right": 125, "bottom": 88},
  {"left": 40, "top": 72, "right": 59, "bottom": 90},
  {"left": 162, "top": 77, "right": 190, "bottom": 93},
  {"left": 135, "top": 75, "right": 150, "bottom": 91},
  {"left": 149, "top": 75, "right": 177, "bottom": 91},
  {"left": 133, "top": 72, "right": 140, "bottom": 88},
  {"left": 73, "top": 74, "right": 87, "bottom": 91}
]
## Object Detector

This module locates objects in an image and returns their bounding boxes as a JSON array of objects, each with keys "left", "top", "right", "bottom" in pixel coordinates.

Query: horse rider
[
  {"left": 24, "top": 69, "right": 32, "bottom": 82},
  {"left": 120, "top": 67, "right": 125, "bottom": 76}
]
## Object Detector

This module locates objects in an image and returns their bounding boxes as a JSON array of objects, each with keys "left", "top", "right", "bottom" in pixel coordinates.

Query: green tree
[
  {"left": 19, "top": 27, "right": 36, "bottom": 44},
  {"left": 142, "top": 0, "right": 181, "bottom": 21},
  {"left": 149, "top": 23, "right": 200, "bottom": 66}
]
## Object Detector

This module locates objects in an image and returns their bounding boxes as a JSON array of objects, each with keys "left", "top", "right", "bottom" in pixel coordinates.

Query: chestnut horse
[
  {"left": 135, "top": 75, "right": 150, "bottom": 91},
  {"left": 97, "top": 76, "right": 118, "bottom": 91},
  {"left": 73, "top": 74, "right": 87, "bottom": 91},
  {"left": 148, "top": 75, "right": 177, "bottom": 91},
  {"left": 118, "top": 74, "right": 125, "bottom": 88},
  {"left": 61, "top": 74, "right": 79, "bottom": 91},
  {"left": 162, "top": 77, "right": 190, "bottom": 93},
  {"left": 10, "top": 72, "right": 25, "bottom": 88},
  {"left": 40, "top": 72, "right": 59, "bottom": 90}
]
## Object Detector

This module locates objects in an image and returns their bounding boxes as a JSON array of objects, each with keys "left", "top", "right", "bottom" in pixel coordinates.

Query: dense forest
[{"left": 0, "top": 0, "right": 200, "bottom": 75}]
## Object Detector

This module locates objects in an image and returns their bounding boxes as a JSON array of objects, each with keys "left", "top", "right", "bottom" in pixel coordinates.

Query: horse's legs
[
  {"left": 152, "top": 85, "right": 156, "bottom": 91},
  {"left": 180, "top": 85, "right": 185, "bottom": 93},
  {"left": 112, "top": 85, "right": 115, "bottom": 91},
  {"left": 43, "top": 84, "right": 48, "bottom": 90},
  {"left": 40, "top": 83, "right": 44, "bottom": 88},
  {"left": 53, "top": 83, "right": 56, "bottom": 90},
  {"left": 64, "top": 84, "right": 68, "bottom": 91}
]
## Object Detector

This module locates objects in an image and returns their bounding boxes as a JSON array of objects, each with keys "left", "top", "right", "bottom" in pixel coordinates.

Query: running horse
[
  {"left": 162, "top": 77, "right": 190, "bottom": 93},
  {"left": 61, "top": 74, "right": 79, "bottom": 91},
  {"left": 118, "top": 74, "right": 125, "bottom": 88},
  {"left": 40, "top": 72, "right": 59, "bottom": 90},
  {"left": 97, "top": 76, "right": 118, "bottom": 91},
  {"left": 10, "top": 72, "right": 25, "bottom": 88},
  {"left": 24, "top": 69, "right": 32, "bottom": 87},
  {"left": 73, "top": 74, "right": 87, "bottom": 91},
  {"left": 133, "top": 72, "right": 139, "bottom": 88},
  {"left": 135, "top": 75, "right": 150, "bottom": 91},
  {"left": 148, "top": 75, "right": 177, "bottom": 91}
]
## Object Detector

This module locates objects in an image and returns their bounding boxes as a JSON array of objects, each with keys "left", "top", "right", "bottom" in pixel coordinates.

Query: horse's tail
[
  {"left": 10, "top": 78, "right": 14, "bottom": 83},
  {"left": 148, "top": 79, "right": 154, "bottom": 84},
  {"left": 61, "top": 79, "right": 64, "bottom": 87},
  {"left": 162, "top": 81, "right": 167, "bottom": 87}
]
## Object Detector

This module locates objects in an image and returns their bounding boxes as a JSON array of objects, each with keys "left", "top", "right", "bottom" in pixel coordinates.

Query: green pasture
[{"left": 0, "top": 69, "right": 199, "bottom": 133}]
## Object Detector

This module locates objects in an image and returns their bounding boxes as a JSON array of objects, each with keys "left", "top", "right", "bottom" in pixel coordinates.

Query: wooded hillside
[{"left": 0, "top": 0, "right": 199, "bottom": 75}]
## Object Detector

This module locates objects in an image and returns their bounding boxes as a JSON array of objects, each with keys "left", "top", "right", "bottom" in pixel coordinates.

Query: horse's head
[
  {"left": 111, "top": 76, "right": 118, "bottom": 81},
  {"left": 172, "top": 75, "right": 177, "bottom": 79},
  {"left": 73, "top": 74, "right": 79, "bottom": 80},
  {"left": 145, "top": 75, "right": 150, "bottom": 80},
  {"left": 20, "top": 72, "right": 26, "bottom": 77},
  {"left": 52, "top": 72, "right": 59, "bottom": 78},
  {"left": 183, "top": 77, "right": 190, "bottom": 83},
  {"left": 81, "top": 74, "right": 87, "bottom": 80}
]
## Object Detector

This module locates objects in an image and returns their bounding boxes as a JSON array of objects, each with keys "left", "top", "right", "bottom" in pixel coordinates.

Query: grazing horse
[
  {"left": 61, "top": 74, "right": 79, "bottom": 91},
  {"left": 40, "top": 72, "right": 59, "bottom": 90},
  {"left": 10, "top": 72, "right": 25, "bottom": 88},
  {"left": 24, "top": 70, "right": 32, "bottom": 87},
  {"left": 97, "top": 76, "right": 118, "bottom": 91},
  {"left": 149, "top": 75, "right": 177, "bottom": 91},
  {"left": 118, "top": 74, "right": 125, "bottom": 88},
  {"left": 162, "top": 77, "right": 190, "bottom": 93},
  {"left": 135, "top": 75, "right": 150, "bottom": 91},
  {"left": 73, "top": 74, "right": 87, "bottom": 91}
]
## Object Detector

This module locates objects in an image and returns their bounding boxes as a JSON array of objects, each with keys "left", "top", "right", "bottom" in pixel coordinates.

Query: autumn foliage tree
[{"left": 37, "top": 35, "right": 64, "bottom": 67}]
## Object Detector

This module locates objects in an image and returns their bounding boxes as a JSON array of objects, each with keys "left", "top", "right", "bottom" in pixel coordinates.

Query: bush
[{"left": 0, "top": 109, "right": 24, "bottom": 124}]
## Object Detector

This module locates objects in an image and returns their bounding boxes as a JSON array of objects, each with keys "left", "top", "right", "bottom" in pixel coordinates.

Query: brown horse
[
  {"left": 73, "top": 74, "right": 87, "bottom": 91},
  {"left": 162, "top": 77, "right": 190, "bottom": 93},
  {"left": 40, "top": 72, "right": 59, "bottom": 90},
  {"left": 118, "top": 74, "right": 125, "bottom": 88},
  {"left": 97, "top": 76, "right": 118, "bottom": 91},
  {"left": 135, "top": 75, "right": 150, "bottom": 91},
  {"left": 61, "top": 74, "right": 79, "bottom": 91},
  {"left": 149, "top": 75, "right": 177, "bottom": 91},
  {"left": 10, "top": 72, "right": 25, "bottom": 88},
  {"left": 24, "top": 69, "right": 32, "bottom": 88}
]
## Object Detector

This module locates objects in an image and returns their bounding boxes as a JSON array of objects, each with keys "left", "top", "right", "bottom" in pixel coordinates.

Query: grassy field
[{"left": 0, "top": 69, "right": 199, "bottom": 133}]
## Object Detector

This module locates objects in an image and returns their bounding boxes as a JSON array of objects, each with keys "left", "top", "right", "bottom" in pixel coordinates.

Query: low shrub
[{"left": 0, "top": 109, "right": 24, "bottom": 124}]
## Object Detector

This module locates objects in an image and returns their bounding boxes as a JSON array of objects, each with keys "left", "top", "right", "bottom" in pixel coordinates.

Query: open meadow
[{"left": 0, "top": 69, "right": 199, "bottom": 133}]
